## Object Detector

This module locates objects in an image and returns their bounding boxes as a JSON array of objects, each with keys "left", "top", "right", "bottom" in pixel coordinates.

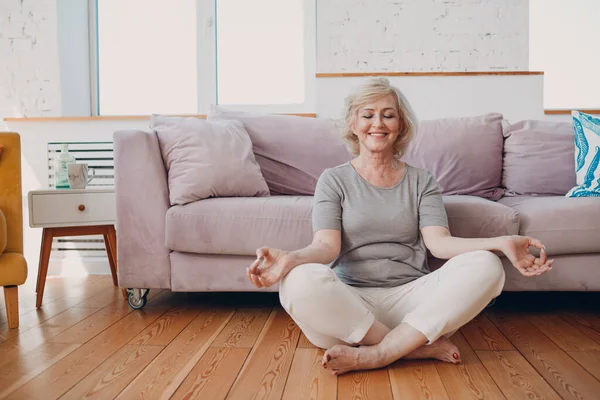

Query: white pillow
[{"left": 566, "top": 111, "right": 600, "bottom": 197}]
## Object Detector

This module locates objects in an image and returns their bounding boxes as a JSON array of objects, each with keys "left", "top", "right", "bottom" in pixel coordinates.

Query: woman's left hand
[{"left": 501, "top": 235, "right": 554, "bottom": 276}]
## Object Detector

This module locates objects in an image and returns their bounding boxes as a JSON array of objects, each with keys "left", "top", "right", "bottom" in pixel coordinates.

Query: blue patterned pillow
[{"left": 566, "top": 111, "right": 600, "bottom": 197}]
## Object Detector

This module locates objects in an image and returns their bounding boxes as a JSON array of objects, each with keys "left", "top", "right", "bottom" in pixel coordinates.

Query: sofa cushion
[
  {"left": 403, "top": 113, "right": 505, "bottom": 200},
  {"left": 502, "top": 120, "right": 576, "bottom": 196},
  {"left": 165, "top": 196, "right": 313, "bottom": 255},
  {"left": 166, "top": 194, "right": 518, "bottom": 256},
  {"left": 208, "top": 106, "right": 353, "bottom": 195},
  {"left": 499, "top": 196, "right": 600, "bottom": 255},
  {"left": 443, "top": 195, "right": 519, "bottom": 238},
  {"left": 151, "top": 115, "right": 269, "bottom": 206}
]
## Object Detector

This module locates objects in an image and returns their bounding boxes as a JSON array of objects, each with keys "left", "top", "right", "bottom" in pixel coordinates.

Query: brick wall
[
  {"left": 0, "top": 0, "right": 61, "bottom": 126},
  {"left": 317, "top": 0, "right": 528, "bottom": 73}
]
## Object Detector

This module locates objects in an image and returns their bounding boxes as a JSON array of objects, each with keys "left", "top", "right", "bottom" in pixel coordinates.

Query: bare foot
[
  {"left": 322, "top": 344, "right": 384, "bottom": 375},
  {"left": 404, "top": 336, "right": 461, "bottom": 364}
]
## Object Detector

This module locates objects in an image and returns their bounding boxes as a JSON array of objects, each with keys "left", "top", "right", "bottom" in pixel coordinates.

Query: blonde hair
[{"left": 341, "top": 77, "right": 417, "bottom": 158}]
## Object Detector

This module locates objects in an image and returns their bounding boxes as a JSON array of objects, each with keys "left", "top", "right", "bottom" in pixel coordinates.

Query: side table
[{"left": 28, "top": 188, "right": 123, "bottom": 307}]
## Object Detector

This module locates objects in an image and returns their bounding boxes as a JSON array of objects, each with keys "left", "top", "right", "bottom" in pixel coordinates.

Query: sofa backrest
[
  {"left": 204, "top": 108, "right": 577, "bottom": 200},
  {"left": 209, "top": 108, "right": 511, "bottom": 199},
  {"left": 502, "top": 120, "right": 576, "bottom": 196}
]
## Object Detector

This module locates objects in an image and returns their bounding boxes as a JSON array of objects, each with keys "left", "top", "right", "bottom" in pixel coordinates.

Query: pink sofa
[{"left": 114, "top": 111, "right": 600, "bottom": 308}]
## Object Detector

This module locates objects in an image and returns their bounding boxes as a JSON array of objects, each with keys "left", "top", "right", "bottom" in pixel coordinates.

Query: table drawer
[{"left": 30, "top": 192, "right": 116, "bottom": 227}]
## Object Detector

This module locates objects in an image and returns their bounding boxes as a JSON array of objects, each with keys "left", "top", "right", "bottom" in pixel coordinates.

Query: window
[
  {"left": 96, "top": 0, "right": 197, "bottom": 115},
  {"left": 529, "top": 0, "right": 600, "bottom": 110},
  {"left": 217, "top": 0, "right": 306, "bottom": 106},
  {"left": 89, "top": 0, "right": 315, "bottom": 116}
]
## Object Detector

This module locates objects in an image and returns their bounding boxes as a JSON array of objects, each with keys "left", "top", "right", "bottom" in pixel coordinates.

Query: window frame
[
  {"left": 79, "top": 0, "right": 315, "bottom": 116},
  {"left": 213, "top": 0, "right": 316, "bottom": 114}
]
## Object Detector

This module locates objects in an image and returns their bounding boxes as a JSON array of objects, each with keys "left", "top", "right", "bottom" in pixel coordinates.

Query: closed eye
[{"left": 361, "top": 115, "right": 396, "bottom": 119}]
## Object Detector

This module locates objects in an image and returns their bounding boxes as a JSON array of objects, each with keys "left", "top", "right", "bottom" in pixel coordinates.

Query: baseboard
[{"left": 48, "top": 256, "right": 112, "bottom": 276}]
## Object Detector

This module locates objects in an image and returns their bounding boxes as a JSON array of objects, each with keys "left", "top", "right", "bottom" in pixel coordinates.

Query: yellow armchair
[{"left": 0, "top": 132, "right": 28, "bottom": 329}]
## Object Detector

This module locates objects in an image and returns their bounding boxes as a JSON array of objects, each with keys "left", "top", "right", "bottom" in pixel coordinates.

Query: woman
[{"left": 247, "top": 78, "right": 553, "bottom": 375}]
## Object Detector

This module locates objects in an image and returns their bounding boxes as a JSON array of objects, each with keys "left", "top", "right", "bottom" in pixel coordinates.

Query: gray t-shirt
[{"left": 312, "top": 162, "right": 449, "bottom": 287}]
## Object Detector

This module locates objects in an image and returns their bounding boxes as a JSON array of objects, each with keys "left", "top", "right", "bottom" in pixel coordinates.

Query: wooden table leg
[
  {"left": 36, "top": 225, "right": 128, "bottom": 306},
  {"left": 103, "top": 225, "right": 118, "bottom": 287},
  {"left": 36, "top": 228, "right": 54, "bottom": 308},
  {"left": 104, "top": 225, "right": 127, "bottom": 299}
]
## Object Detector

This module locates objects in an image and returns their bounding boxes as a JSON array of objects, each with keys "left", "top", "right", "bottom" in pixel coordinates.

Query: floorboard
[
  {"left": 60, "top": 344, "right": 164, "bottom": 400},
  {"left": 3, "top": 293, "right": 170, "bottom": 399},
  {"left": 337, "top": 369, "right": 393, "bottom": 400},
  {"left": 226, "top": 309, "right": 301, "bottom": 400},
  {"left": 461, "top": 313, "right": 515, "bottom": 351},
  {"left": 488, "top": 312, "right": 600, "bottom": 400},
  {"left": 210, "top": 307, "right": 272, "bottom": 348},
  {"left": 282, "top": 348, "right": 337, "bottom": 400},
  {"left": 114, "top": 308, "right": 234, "bottom": 400},
  {"left": 435, "top": 332, "right": 505, "bottom": 400},
  {"left": 560, "top": 312, "right": 600, "bottom": 346},
  {"left": 297, "top": 332, "right": 318, "bottom": 349},
  {"left": 1, "top": 278, "right": 599, "bottom": 400},
  {"left": 389, "top": 360, "right": 449, "bottom": 400},
  {"left": 476, "top": 350, "right": 561, "bottom": 399},
  {"left": 171, "top": 347, "right": 250, "bottom": 400}
]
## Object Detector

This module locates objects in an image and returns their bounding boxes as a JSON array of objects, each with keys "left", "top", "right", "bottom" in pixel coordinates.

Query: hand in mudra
[
  {"left": 247, "top": 247, "right": 292, "bottom": 288},
  {"left": 502, "top": 235, "right": 553, "bottom": 276}
]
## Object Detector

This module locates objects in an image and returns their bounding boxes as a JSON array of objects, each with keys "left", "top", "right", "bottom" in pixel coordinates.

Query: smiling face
[{"left": 351, "top": 94, "right": 402, "bottom": 156}]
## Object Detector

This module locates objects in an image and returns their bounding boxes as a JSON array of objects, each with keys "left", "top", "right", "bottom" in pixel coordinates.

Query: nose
[{"left": 373, "top": 115, "right": 385, "bottom": 128}]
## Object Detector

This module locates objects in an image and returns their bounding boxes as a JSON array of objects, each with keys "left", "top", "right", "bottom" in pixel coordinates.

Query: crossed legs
[{"left": 279, "top": 250, "right": 505, "bottom": 374}]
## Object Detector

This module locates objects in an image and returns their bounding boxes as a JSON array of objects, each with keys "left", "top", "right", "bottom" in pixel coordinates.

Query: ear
[{"left": 349, "top": 115, "right": 357, "bottom": 135}]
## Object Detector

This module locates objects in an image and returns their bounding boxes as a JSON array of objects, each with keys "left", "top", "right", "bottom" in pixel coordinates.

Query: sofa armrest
[{"left": 114, "top": 130, "right": 171, "bottom": 289}]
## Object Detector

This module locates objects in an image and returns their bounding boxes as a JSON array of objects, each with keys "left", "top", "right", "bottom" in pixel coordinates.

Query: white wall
[
  {"left": 318, "top": 0, "right": 528, "bottom": 72},
  {"left": 0, "top": 0, "right": 61, "bottom": 126},
  {"left": 317, "top": 75, "right": 551, "bottom": 122}
]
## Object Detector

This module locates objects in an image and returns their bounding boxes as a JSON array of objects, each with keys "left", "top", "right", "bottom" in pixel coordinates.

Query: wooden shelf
[
  {"left": 3, "top": 113, "right": 317, "bottom": 122},
  {"left": 544, "top": 109, "right": 600, "bottom": 115},
  {"left": 316, "top": 71, "right": 544, "bottom": 78}
]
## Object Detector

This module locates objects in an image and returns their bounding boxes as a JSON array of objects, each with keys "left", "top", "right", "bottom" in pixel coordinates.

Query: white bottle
[{"left": 54, "top": 144, "right": 76, "bottom": 188}]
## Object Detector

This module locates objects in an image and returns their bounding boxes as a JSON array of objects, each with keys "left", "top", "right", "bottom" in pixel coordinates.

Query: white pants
[{"left": 279, "top": 250, "right": 505, "bottom": 349}]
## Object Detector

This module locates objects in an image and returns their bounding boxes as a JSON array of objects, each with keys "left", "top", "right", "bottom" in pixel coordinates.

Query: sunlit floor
[{"left": 1, "top": 276, "right": 599, "bottom": 399}]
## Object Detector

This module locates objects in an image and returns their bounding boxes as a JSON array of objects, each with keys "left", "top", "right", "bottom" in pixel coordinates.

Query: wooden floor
[{"left": 1, "top": 276, "right": 600, "bottom": 399}]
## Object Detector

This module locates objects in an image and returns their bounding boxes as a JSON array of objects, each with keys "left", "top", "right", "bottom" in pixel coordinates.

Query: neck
[{"left": 355, "top": 152, "right": 400, "bottom": 171}]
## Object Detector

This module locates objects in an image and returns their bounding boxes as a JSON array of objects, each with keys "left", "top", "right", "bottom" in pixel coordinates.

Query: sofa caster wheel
[
  {"left": 127, "top": 288, "right": 149, "bottom": 310},
  {"left": 486, "top": 297, "right": 497, "bottom": 308}
]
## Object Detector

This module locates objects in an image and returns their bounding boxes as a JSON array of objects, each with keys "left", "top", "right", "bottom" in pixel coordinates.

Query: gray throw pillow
[
  {"left": 503, "top": 120, "right": 576, "bottom": 196},
  {"left": 151, "top": 115, "right": 269, "bottom": 205},
  {"left": 403, "top": 113, "right": 505, "bottom": 201}
]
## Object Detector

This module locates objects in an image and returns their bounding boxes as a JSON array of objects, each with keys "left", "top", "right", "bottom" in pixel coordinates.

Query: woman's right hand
[{"left": 247, "top": 247, "right": 293, "bottom": 288}]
